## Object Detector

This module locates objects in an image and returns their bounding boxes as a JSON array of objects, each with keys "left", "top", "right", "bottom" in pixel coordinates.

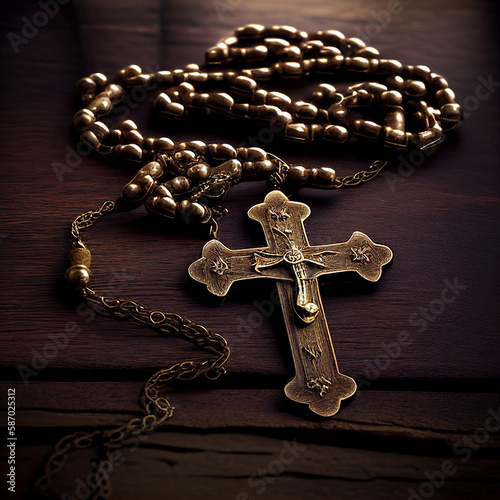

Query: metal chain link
[{"left": 36, "top": 202, "right": 230, "bottom": 499}]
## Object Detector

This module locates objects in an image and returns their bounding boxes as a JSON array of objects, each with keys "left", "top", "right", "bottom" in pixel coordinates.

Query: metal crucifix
[{"left": 189, "top": 190, "right": 392, "bottom": 416}]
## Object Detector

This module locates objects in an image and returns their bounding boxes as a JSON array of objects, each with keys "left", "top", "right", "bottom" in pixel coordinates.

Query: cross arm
[
  {"left": 188, "top": 239, "right": 293, "bottom": 297},
  {"left": 303, "top": 231, "right": 393, "bottom": 282}
]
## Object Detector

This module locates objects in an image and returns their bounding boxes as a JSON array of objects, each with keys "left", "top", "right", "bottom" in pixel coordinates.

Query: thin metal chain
[
  {"left": 333, "top": 159, "right": 389, "bottom": 188},
  {"left": 36, "top": 202, "right": 230, "bottom": 499}
]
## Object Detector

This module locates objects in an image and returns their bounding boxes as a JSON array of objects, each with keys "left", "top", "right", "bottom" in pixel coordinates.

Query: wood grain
[{"left": 0, "top": 0, "right": 499, "bottom": 498}]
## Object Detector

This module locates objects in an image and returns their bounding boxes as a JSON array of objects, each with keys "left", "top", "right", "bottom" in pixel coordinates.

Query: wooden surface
[{"left": 1, "top": 0, "right": 499, "bottom": 498}]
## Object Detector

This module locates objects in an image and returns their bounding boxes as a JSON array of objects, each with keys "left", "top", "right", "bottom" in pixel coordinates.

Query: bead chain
[{"left": 36, "top": 25, "right": 461, "bottom": 499}]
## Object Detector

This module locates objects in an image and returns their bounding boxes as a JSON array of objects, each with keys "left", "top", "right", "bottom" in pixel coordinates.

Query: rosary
[{"left": 36, "top": 25, "right": 461, "bottom": 498}]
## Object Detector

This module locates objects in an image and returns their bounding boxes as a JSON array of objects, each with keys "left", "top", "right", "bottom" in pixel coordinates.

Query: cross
[{"left": 189, "top": 190, "right": 392, "bottom": 416}]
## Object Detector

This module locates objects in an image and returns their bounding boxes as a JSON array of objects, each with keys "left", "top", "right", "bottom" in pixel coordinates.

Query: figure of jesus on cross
[{"left": 189, "top": 190, "right": 392, "bottom": 416}]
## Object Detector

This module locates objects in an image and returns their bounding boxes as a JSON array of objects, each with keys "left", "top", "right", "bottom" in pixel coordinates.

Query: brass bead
[
  {"left": 436, "top": 88, "right": 456, "bottom": 106},
  {"left": 69, "top": 247, "right": 92, "bottom": 268},
  {"left": 253, "top": 89, "right": 268, "bottom": 105},
  {"left": 122, "top": 183, "right": 143, "bottom": 201},
  {"left": 114, "top": 144, "right": 142, "bottom": 162},
  {"left": 120, "top": 120, "right": 138, "bottom": 131},
  {"left": 73, "top": 109, "right": 95, "bottom": 130},
  {"left": 231, "top": 75, "right": 257, "bottom": 96},
  {"left": 236, "top": 24, "right": 265, "bottom": 39},
  {"left": 153, "top": 137, "right": 175, "bottom": 153},
  {"left": 145, "top": 186, "right": 177, "bottom": 219},
  {"left": 211, "top": 159, "right": 243, "bottom": 181},
  {"left": 381, "top": 90, "right": 403, "bottom": 107},
  {"left": 187, "top": 163, "right": 210, "bottom": 182},
  {"left": 207, "top": 93, "right": 234, "bottom": 113},
  {"left": 179, "top": 82, "right": 195, "bottom": 104},
  {"left": 323, "top": 124, "right": 349, "bottom": 143},
  {"left": 179, "top": 200, "right": 209, "bottom": 222},
  {"left": 285, "top": 122, "right": 310, "bottom": 141},
  {"left": 165, "top": 176, "right": 191, "bottom": 194},
  {"left": 65, "top": 265, "right": 91, "bottom": 290},
  {"left": 319, "top": 30, "right": 345, "bottom": 45},
  {"left": 376, "top": 59, "right": 403, "bottom": 75},
  {"left": 250, "top": 67, "right": 274, "bottom": 81},
  {"left": 353, "top": 120, "right": 382, "bottom": 140},
  {"left": 246, "top": 147, "right": 267, "bottom": 161},
  {"left": 413, "top": 65, "right": 432, "bottom": 81},
  {"left": 270, "top": 110, "right": 292, "bottom": 130},
  {"left": 294, "top": 101, "right": 318, "bottom": 121},
  {"left": 405, "top": 80, "right": 426, "bottom": 98},
  {"left": 99, "top": 84, "right": 125, "bottom": 104},
  {"left": 285, "top": 166, "right": 309, "bottom": 187},
  {"left": 90, "top": 121, "right": 110, "bottom": 140},
  {"left": 430, "top": 74, "right": 449, "bottom": 90},
  {"left": 209, "top": 143, "right": 236, "bottom": 159},
  {"left": 306, "top": 167, "right": 336, "bottom": 188},
  {"left": 119, "top": 64, "right": 142, "bottom": 82},
  {"left": 75, "top": 77, "right": 96, "bottom": 94},
  {"left": 440, "top": 102, "right": 462, "bottom": 121},
  {"left": 81, "top": 130, "right": 100, "bottom": 151},
  {"left": 206, "top": 43, "right": 229, "bottom": 63},
  {"left": 266, "top": 91, "right": 292, "bottom": 108},
  {"left": 357, "top": 47, "right": 380, "bottom": 59},
  {"left": 102, "top": 129, "right": 122, "bottom": 146},
  {"left": 345, "top": 56, "right": 370, "bottom": 72},
  {"left": 89, "top": 73, "right": 107, "bottom": 87},
  {"left": 279, "top": 61, "right": 302, "bottom": 78}
]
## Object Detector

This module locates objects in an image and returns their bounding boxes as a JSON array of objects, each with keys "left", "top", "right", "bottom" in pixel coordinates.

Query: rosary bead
[
  {"left": 353, "top": 119, "right": 382, "bottom": 140},
  {"left": 413, "top": 65, "right": 432, "bottom": 82},
  {"left": 122, "top": 129, "right": 144, "bottom": 145},
  {"left": 249, "top": 67, "right": 274, "bottom": 81},
  {"left": 264, "top": 37, "right": 290, "bottom": 56},
  {"left": 376, "top": 59, "right": 403, "bottom": 75},
  {"left": 102, "top": 129, "right": 122, "bottom": 146},
  {"left": 384, "top": 109, "right": 407, "bottom": 148},
  {"left": 115, "top": 143, "right": 143, "bottom": 162},
  {"left": 161, "top": 101, "right": 185, "bottom": 119},
  {"left": 279, "top": 61, "right": 303, "bottom": 78},
  {"left": 285, "top": 166, "right": 309, "bottom": 187},
  {"left": 179, "top": 82, "right": 195, "bottom": 104},
  {"left": 285, "top": 122, "right": 309, "bottom": 141},
  {"left": 81, "top": 130, "right": 100, "bottom": 151},
  {"left": 89, "top": 73, "right": 107, "bottom": 87},
  {"left": 183, "top": 140, "right": 208, "bottom": 155},
  {"left": 318, "top": 30, "right": 345, "bottom": 46},
  {"left": 327, "top": 103, "right": 347, "bottom": 122},
  {"left": 245, "top": 147, "right": 267, "bottom": 161},
  {"left": 121, "top": 161, "right": 162, "bottom": 202},
  {"left": 187, "top": 163, "right": 211, "bottom": 182},
  {"left": 73, "top": 109, "right": 95, "bottom": 130},
  {"left": 439, "top": 103, "right": 462, "bottom": 129},
  {"left": 242, "top": 160, "right": 274, "bottom": 178},
  {"left": 294, "top": 101, "right": 318, "bottom": 121},
  {"left": 156, "top": 71, "right": 174, "bottom": 85},
  {"left": 122, "top": 120, "right": 139, "bottom": 132},
  {"left": 207, "top": 93, "right": 234, "bottom": 113},
  {"left": 271, "top": 110, "right": 292, "bottom": 130},
  {"left": 381, "top": 90, "right": 403, "bottom": 107},
  {"left": 430, "top": 74, "right": 449, "bottom": 90},
  {"left": 179, "top": 200, "right": 210, "bottom": 222},
  {"left": 417, "top": 123, "right": 443, "bottom": 146},
  {"left": 153, "top": 137, "right": 175, "bottom": 153},
  {"left": 385, "top": 75, "right": 405, "bottom": 90},
  {"left": 206, "top": 44, "right": 229, "bottom": 63},
  {"left": 236, "top": 24, "right": 265, "bottom": 39},
  {"left": 75, "top": 76, "right": 96, "bottom": 93},
  {"left": 341, "top": 37, "right": 366, "bottom": 56},
  {"left": 344, "top": 57, "right": 370, "bottom": 72},
  {"left": 145, "top": 185, "right": 177, "bottom": 219},
  {"left": 211, "top": 159, "right": 243, "bottom": 181},
  {"left": 69, "top": 247, "right": 92, "bottom": 268},
  {"left": 231, "top": 103, "right": 250, "bottom": 118},
  {"left": 231, "top": 75, "right": 257, "bottom": 96},
  {"left": 252, "top": 89, "right": 268, "bottom": 105},
  {"left": 357, "top": 46, "right": 380, "bottom": 59},
  {"left": 404, "top": 80, "right": 427, "bottom": 98},
  {"left": 90, "top": 122, "right": 109, "bottom": 141},
  {"left": 306, "top": 167, "right": 336, "bottom": 188},
  {"left": 284, "top": 46, "right": 302, "bottom": 59},
  {"left": 265, "top": 25, "right": 301, "bottom": 39},
  {"left": 65, "top": 265, "right": 91, "bottom": 290},
  {"left": 435, "top": 88, "right": 456, "bottom": 106},
  {"left": 323, "top": 124, "right": 349, "bottom": 142},
  {"left": 266, "top": 91, "right": 292, "bottom": 108},
  {"left": 209, "top": 143, "right": 236, "bottom": 159},
  {"left": 119, "top": 64, "right": 142, "bottom": 83},
  {"left": 165, "top": 176, "right": 191, "bottom": 194}
]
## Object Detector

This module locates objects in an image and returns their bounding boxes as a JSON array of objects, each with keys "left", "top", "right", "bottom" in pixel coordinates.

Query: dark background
[{"left": 0, "top": 0, "right": 499, "bottom": 498}]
